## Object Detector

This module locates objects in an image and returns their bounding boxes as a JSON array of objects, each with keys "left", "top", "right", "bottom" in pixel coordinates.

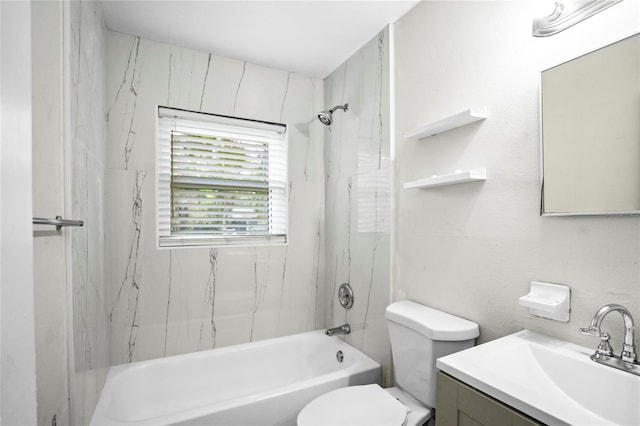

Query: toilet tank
[{"left": 385, "top": 301, "right": 479, "bottom": 408}]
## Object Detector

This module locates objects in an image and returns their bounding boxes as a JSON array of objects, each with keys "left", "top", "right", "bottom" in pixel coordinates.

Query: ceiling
[{"left": 101, "top": 0, "right": 420, "bottom": 79}]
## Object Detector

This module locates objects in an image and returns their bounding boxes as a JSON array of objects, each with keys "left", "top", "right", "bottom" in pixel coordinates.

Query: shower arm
[{"left": 330, "top": 104, "right": 348, "bottom": 113}]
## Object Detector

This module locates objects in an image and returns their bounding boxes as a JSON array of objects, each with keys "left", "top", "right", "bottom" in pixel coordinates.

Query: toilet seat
[{"left": 297, "top": 384, "right": 409, "bottom": 426}]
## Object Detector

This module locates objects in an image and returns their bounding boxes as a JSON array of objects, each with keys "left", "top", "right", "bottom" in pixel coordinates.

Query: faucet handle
[
  {"left": 595, "top": 332, "right": 614, "bottom": 357},
  {"left": 579, "top": 326, "right": 602, "bottom": 337},
  {"left": 621, "top": 343, "right": 638, "bottom": 363},
  {"left": 580, "top": 327, "right": 614, "bottom": 357}
]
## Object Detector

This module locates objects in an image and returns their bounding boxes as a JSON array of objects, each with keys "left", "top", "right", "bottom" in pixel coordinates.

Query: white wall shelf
[
  {"left": 403, "top": 168, "right": 487, "bottom": 189},
  {"left": 404, "top": 107, "right": 487, "bottom": 140}
]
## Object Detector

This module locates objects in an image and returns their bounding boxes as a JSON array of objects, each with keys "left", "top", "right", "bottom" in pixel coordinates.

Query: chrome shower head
[
  {"left": 317, "top": 103, "right": 348, "bottom": 125},
  {"left": 317, "top": 111, "right": 333, "bottom": 125}
]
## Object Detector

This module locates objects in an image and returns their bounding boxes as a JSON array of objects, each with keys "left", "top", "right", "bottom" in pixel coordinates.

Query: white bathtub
[{"left": 90, "top": 330, "right": 381, "bottom": 426}]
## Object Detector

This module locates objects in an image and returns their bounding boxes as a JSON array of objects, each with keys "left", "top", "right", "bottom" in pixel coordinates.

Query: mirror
[{"left": 541, "top": 33, "right": 640, "bottom": 215}]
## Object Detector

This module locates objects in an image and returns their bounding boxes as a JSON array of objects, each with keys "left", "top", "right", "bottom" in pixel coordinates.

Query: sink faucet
[
  {"left": 326, "top": 324, "right": 350, "bottom": 336},
  {"left": 580, "top": 304, "right": 639, "bottom": 376}
]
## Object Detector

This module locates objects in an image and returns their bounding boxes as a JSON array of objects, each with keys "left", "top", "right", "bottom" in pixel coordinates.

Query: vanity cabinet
[{"left": 436, "top": 372, "right": 543, "bottom": 426}]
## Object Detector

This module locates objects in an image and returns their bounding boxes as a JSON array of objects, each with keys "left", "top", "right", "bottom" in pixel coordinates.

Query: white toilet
[{"left": 297, "top": 300, "right": 479, "bottom": 426}]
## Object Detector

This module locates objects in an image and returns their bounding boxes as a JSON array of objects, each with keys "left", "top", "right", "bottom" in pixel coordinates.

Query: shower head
[
  {"left": 317, "top": 111, "right": 333, "bottom": 125},
  {"left": 317, "top": 103, "right": 348, "bottom": 125}
]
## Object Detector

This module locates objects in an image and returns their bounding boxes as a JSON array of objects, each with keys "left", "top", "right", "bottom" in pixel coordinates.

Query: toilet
[{"left": 297, "top": 300, "right": 479, "bottom": 426}]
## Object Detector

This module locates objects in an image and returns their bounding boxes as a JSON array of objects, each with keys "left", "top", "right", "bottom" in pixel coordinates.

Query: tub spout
[{"left": 326, "top": 324, "right": 350, "bottom": 336}]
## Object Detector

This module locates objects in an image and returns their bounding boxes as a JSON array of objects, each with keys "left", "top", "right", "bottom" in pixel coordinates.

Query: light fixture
[{"left": 533, "top": 0, "right": 623, "bottom": 37}]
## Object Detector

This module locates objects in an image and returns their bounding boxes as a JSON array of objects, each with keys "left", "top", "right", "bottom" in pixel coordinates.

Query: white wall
[
  {"left": 394, "top": 1, "right": 640, "bottom": 351},
  {"left": 32, "top": 1, "right": 70, "bottom": 425},
  {"left": 105, "top": 31, "right": 325, "bottom": 364},
  {"left": 324, "top": 28, "right": 392, "bottom": 383},
  {"left": 0, "top": 1, "right": 38, "bottom": 424}
]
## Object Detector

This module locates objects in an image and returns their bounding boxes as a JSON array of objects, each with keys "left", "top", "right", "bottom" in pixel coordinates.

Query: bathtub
[{"left": 90, "top": 330, "right": 381, "bottom": 425}]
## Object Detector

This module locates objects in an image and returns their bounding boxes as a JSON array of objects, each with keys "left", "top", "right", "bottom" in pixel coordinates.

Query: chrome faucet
[
  {"left": 326, "top": 324, "right": 350, "bottom": 336},
  {"left": 580, "top": 304, "right": 639, "bottom": 376}
]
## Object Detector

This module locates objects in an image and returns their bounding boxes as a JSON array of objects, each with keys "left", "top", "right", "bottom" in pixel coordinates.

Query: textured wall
[
  {"left": 324, "top": 28, "right": 392, "bottom": 383},
  {"left": 394, "top": 1, "right": 640, "bottom": 351},
  {"left": 105, "top": 31, "right": 325, "bottom": 365},
  {"left": 68, "top": 1, "right": 110, "bottom": 424}
]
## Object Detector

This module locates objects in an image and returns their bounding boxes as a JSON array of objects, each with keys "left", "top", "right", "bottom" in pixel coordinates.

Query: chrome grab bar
[{"left": 33, "top": 216, "right": 83, "bottom": 231}]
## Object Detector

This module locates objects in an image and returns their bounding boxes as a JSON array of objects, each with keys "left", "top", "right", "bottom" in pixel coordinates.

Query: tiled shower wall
[
  {"left": 105, "top": 31, "right": 326, "bottom": 364},
  {"left": 324, "top": 28, "right": 392, "bottom": 383},
  {"left": 57, "top": 13, "right": 390, "bottom": 421},
  {"left": 68, "top": 1, "right": 110, "bottom": 424}
]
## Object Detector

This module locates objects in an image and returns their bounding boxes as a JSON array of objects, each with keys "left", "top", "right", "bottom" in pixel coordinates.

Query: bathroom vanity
[
  {"left": 436, "top": 330, "right": 640, "bottom": 426},
  {"left": 436, "top": 372, "right": 542, "bottom": 426}
]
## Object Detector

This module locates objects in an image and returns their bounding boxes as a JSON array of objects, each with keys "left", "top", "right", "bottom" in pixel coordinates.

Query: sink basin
[{"left": 437, "top": 330, "right": 640, "bottom": 425}]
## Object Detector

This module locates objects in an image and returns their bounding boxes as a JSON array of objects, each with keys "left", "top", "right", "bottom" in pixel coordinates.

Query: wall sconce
[{"left": 533, "top": 0, "right": 623, "bottom": 37}]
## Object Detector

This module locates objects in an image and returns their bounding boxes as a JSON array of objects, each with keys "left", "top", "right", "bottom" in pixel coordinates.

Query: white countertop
[{"left": 437, "top": 330, "right": 640, "bottom": 426}]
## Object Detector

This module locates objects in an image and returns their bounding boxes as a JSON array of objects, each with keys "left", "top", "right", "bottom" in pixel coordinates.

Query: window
[{"left": 157, "top": 106, "right": 287, "bottom": 248}]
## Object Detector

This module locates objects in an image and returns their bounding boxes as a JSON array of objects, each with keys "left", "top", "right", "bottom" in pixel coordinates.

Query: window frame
[{"left": 155, "top": 106, "right": 288, "bottom": 249}]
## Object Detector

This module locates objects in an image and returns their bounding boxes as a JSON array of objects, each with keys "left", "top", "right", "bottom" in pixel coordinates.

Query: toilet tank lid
[{"left": 385, "top": 301, "right": 479, "bottom": 341}]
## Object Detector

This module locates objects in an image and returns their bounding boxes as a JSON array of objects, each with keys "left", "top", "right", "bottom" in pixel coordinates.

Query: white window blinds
[{"left": 157, "top": 106, "right": 287, "bottom": 247}]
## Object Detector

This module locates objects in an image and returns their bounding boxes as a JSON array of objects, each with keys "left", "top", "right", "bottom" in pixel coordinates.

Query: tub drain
[{"left": 336, "top": 350, "right": 344, "bottom": 363}]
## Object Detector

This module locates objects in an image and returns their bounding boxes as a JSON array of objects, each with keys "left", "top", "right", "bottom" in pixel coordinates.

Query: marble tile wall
[
  {"left": 105, "top": 31, "right": 326, "bottom": 365},
  {"left": 323, "top": 28, "right": 392, "bottom": 384},
  {"left": 67, "top": 1, "right": 110, "bottom": 424}
]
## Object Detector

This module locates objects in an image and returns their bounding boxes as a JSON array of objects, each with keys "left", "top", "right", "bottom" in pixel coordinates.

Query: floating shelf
[
  {"left": 403, "top": 168, "right": 486, "bottom": 189},
  {"left": 404, "top": 107, "right": 487, "bottom": 140}
]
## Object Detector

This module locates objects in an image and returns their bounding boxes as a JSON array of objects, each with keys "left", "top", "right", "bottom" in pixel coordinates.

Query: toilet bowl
[{"left": 297, "top": 301, "right": 479, "bottom": 426}]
